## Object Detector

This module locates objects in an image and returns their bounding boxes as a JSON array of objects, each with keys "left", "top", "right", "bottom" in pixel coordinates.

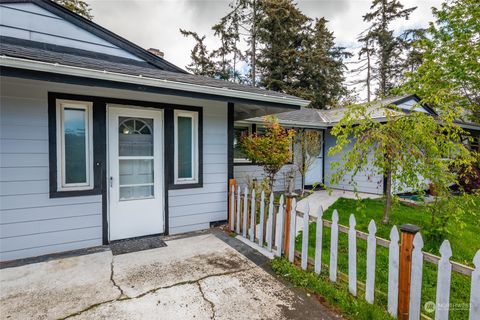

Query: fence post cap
[
  {"left": 285, "top": 192, "right": 298, "bottom": 198},
  {"left": 399, "top": 224, "right": 420, "bottom": 234}
]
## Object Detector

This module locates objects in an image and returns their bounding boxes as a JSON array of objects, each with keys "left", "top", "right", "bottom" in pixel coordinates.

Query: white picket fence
[{"left": 228, "top": 185, "right": 480, "bottom": 320}]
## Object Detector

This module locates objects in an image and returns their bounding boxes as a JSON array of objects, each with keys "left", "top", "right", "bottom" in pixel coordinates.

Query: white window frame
[
  {"left": 56, "top": 99, "right": 94, "bottom": 191},
  {"left": 174, "top": 110, "right": 199, "bottom": 184}
]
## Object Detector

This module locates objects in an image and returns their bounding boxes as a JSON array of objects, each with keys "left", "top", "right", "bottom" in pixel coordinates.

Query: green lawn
[{"left": 293, "top": 197, "right": 479, "bottom": 320}]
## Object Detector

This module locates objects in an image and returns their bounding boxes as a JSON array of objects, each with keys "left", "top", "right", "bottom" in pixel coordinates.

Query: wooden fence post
[
  {"left": 284, "top": 193, "right": 297, "bottom": 258},
  {"left": 397, "top": 224, "right": 420, "bottom": 320},
  {"left": 228, "top": 179, "right": 236, "bottom": 231}
]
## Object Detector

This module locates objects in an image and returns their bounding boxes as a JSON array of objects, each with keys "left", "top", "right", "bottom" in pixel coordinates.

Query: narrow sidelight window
[
  {"left": 56, "top": 100, "right": 93, "bottom": 191},
  {"left": 174, "top": 110, "right": 198, "bottom": 184}
]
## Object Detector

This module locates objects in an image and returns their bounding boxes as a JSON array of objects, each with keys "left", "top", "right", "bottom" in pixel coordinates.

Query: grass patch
[
  {"left": 271, "top": 257, "right": 394, "bottom": 320},
  {"left": 294, "top": 197, "right": 479, "bottom": 320}
]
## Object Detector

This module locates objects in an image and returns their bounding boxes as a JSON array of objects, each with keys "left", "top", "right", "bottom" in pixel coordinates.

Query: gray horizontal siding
[
  {"left": 0, "top": 203, "right": 101, "bottom": 224},
  {"left": 1, "top": 76, "right": 232, "bottom": 259},
  {"left": 1, "top": 214, "right": 102, "bottom": 238},
  {"left": 323, "top": 129, "right": 384, "bottom": 195},
  {"left": 0, "top": 3, "right": 143, "bottom": 60},
  {"left": 169, "top": 223, "right": 210, "bottom": 235},
  {"left": 0, "top": 79, "right": 104, "bottom": 261},
  {"left": 0, "top": 228, "right": 102, "bottom": 261}
]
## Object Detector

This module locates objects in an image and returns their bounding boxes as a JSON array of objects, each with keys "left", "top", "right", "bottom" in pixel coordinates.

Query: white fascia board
[{"left": 0, "top": 55, "right": 310, "bottom": 107}]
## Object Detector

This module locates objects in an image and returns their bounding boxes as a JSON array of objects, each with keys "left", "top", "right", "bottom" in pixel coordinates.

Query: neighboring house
[
  {"left": 0, "top": 0, "right": 309, "bottom": 261},
  {"left": 234, "top": 94, "right": 480, "bottom": 194}
]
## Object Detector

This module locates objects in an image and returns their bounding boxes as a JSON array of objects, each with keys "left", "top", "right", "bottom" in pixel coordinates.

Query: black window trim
[{"left": 48, "top": 92, "right": 204, "bottom": 198}]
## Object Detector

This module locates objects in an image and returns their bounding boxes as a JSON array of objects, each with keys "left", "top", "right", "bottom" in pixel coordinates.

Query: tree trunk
[
  {"left": 251, "top": 0, "right": 257, "bottom": 86},
  {"left": 383, "top": 168, "right": 392, "bottom": 224},
  {"left": 366, "top": 49, "right": 371, "bottom": 102}
]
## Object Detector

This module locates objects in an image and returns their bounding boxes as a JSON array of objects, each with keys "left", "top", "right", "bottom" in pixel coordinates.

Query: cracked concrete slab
[
  {"left": 0, "top": 232, "right": 338, "bottom": 320},
  {"left": 0, "top": 251, "right": 119, "bottom": 320},
  {"left": 112, "top": 233, "right": 254, "bottom": 298},
  {"left": 70, "top": 283, "right": 213, "bottom": 320},
  {"left": 199, "top": 268, "right": 296, "bottom": 319}
]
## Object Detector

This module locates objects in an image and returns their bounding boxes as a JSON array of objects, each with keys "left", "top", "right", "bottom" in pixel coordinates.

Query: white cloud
[{"left": 87, "top": 0, "right": 443, "bottom": 99}]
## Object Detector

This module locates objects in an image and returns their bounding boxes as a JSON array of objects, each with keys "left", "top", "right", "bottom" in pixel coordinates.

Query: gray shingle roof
[
  {"left": 242, "top": 95, "right": 426, "bottom": 127},
  {"left": 0, "top": 37, "right": 305, "bottom": 102}
]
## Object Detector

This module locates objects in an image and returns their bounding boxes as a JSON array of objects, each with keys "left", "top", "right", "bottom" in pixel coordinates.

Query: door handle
[{"left": 110, "top": 176, "right": 113, "bottom": 188}]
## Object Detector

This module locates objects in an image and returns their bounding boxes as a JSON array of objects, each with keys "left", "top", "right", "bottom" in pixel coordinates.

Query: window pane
[
  {"left": 119, "top": 117, "right": 153, "bottom": 156},
  {"left": 177, "top": 116, "right": 193, "bottom": 179},
  {"left": 234, "top": 127, "right": 249, "bottom": 160},
  {"left": 64, "top": 108, "right": 87, "bottom": 184},
  {"left": 120, "top": 185, "right": 154, "bottom": 200},
  {"left": 119, "top": 159, "right": 154, "bottom": 185}
]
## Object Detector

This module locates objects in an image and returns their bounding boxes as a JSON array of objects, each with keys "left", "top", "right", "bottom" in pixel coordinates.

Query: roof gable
[
  {"left": 0, "top": 0, "right": 187, "bottom": 73},
  {"left": 387, "top": 95, "right": 436, "bottom": 115}
]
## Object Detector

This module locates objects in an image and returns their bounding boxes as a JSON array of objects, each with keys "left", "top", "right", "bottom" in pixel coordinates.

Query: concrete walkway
[
  {"left": 298, "top": 189, "right": 382, "bottom": 216},
  {"left": 0, "top": 231, "right": 338, "bottom": 320},
  {"left": 294, "top": 189, "right": 381, "bottom": 233}
]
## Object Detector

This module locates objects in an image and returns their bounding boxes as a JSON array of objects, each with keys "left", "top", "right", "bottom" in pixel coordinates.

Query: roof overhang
[
  {"left": 236, "top": 118, "right": 328, "bottom": 129},
  {"left": 0, "top": 55, "right": 310, "bottom": 110}
]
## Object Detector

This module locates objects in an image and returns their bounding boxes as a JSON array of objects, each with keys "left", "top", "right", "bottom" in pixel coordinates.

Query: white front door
[
  {"left": 108, "top": 105, "right": 164, "bottom": 241},
  {"left": 305, "top": 130, "right": 324, "bottom": 186}
]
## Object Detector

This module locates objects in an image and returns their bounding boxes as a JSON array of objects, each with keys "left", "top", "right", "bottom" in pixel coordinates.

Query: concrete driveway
[{"left": 0, "top": 231, "right": 337, "bottom": 320}]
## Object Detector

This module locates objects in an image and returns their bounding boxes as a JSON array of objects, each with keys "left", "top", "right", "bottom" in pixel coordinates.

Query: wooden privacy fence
[{"left": 227, "top": 180, "right": 480, "bottom": 320}]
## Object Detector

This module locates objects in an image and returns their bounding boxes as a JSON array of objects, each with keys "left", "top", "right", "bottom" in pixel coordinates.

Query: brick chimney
[{"left": 147, "top": 48, "right": 164, "bottom": 58}]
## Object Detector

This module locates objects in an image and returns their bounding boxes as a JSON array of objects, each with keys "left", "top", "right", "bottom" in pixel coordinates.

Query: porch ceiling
[{"left": 234, "top": 102, "right": 299, "bottom": 121}]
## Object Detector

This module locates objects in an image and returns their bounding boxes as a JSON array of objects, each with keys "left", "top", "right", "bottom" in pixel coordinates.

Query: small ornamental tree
[
  {"left": 241, "top": 116, "right": 295, "bottom": 192},
  {"left": 329, "top": 102, "right": 474, "bottom": 224},
  {"left": 295, "top": 129, "right": 322, "bottom": 195}
]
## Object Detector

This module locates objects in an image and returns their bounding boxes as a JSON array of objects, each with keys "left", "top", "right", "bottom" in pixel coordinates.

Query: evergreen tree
[
  {"left": 361, "top": 0, "right": 416, "bottom": 97},
  {"left": 353, "top": 32, "right": 375, "bottom": 102},
  {"left": 211, "top": 11, "right": 244, "bottom": 81},
  {"left": 54, "top": 0, "right": 93, "bottom": 20},
  {"left": 180, "top": 0, "right": 349, "bottom": 108},
  {"left": 302, "top": 18, "right": 350, "bottom": 108},
  {"left": 397, "top": 28, "right": 427, "bottom": 74},
  {"left": 179, "top": 30, "right": 216, "bottom": 77},
  {"left": 220, "top": 0, "right": 260, "bottom": 85},
  {"left": 256, "top": 0, "right": 310, "bottom": 93}
]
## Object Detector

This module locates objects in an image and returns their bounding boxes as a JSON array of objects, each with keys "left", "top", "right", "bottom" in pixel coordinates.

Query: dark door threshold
[{"left": 110, "top": 234, "right": 167, "bottom": 256}]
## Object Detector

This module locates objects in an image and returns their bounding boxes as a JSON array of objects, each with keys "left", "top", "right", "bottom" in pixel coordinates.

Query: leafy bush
[{"left": 457, "top": 163, "right": 480, "bottom": 194}]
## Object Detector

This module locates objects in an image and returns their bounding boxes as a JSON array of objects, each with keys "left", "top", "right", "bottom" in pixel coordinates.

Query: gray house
[
  {"left": 234, "top": 94, "right": 480, "bottom": 194},
  {"left": 0, "top": 0, "right": 309, "bottom": 261}
]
